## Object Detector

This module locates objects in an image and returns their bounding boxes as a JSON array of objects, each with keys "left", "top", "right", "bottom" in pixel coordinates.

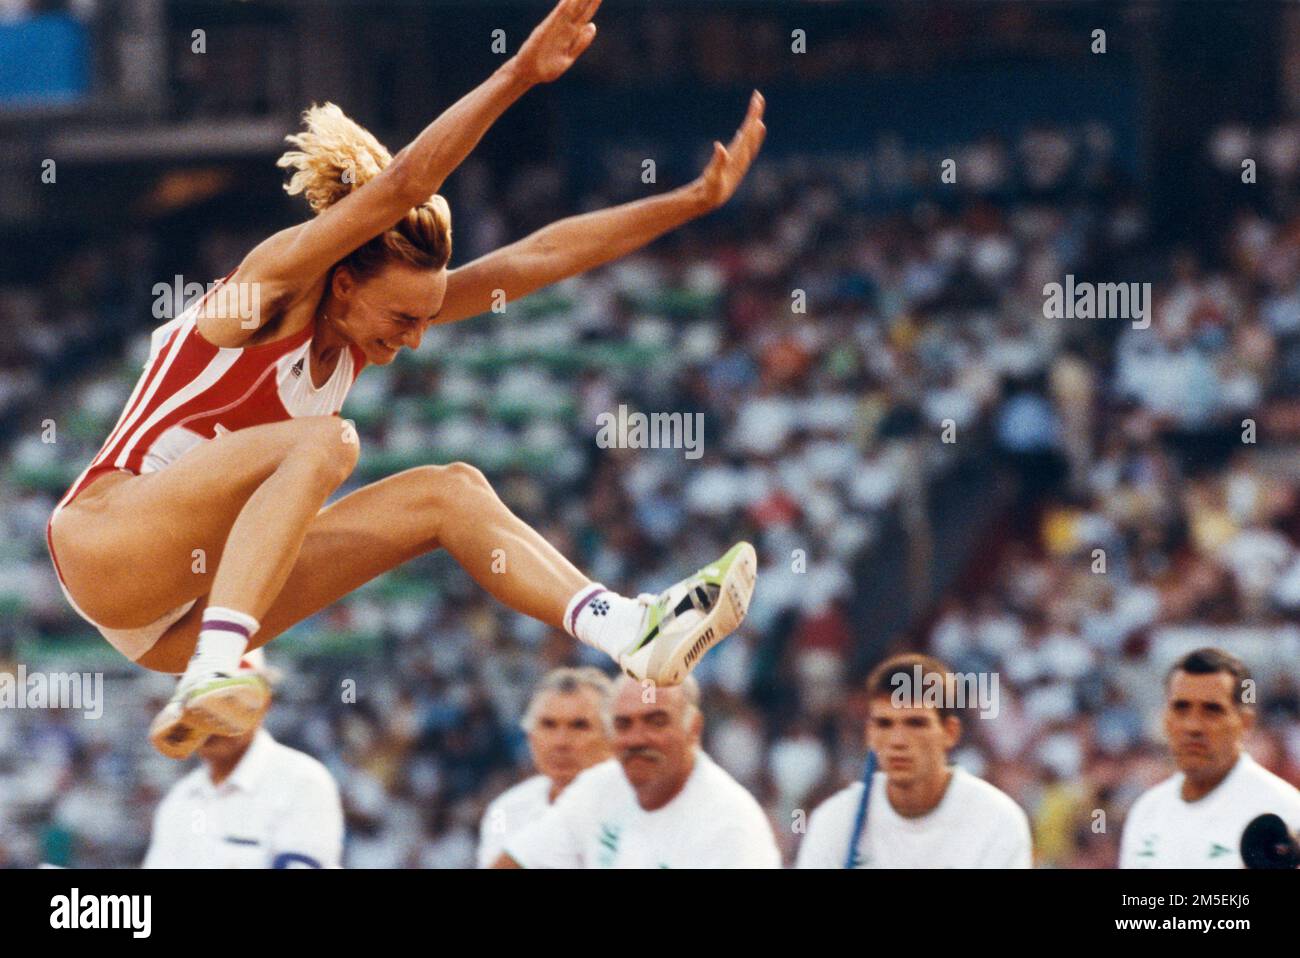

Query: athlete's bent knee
[
  {"left": 421, "top": 461, "right": 496, "bottom": 518},
  {"left": 431, "top": 460, "right": 491, "bottom": 496},
  {"left": 293, "top": 416, "right": 359, "bottom": 487},
  {"left": 439, "top": 461, "right": 491, "bottom": 492}
]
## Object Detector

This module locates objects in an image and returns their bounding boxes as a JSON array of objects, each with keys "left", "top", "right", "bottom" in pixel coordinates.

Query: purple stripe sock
[
  {"left": 567, "top": 586, "right": 606, "bottom": 637},
  {"left": 202, "top": 620, "right": 251, "bottom": 638},
  {"left": 201, "top": 606, "right": 259, "bottom": 639}
]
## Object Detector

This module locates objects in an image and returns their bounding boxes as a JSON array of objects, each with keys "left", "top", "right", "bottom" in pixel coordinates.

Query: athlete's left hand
[
  {"left": 512, "top": 0, "right": 601, "bottom": 86},
  {"left": 693, "top": 90, "right": 767, "bottom": 211}
]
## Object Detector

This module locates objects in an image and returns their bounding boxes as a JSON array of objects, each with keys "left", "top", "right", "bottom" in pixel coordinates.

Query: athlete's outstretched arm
[
  {"left": 387, "top": 0, "right": 601, "bottom": 212},
  {"left": 435, "top": 91, "right": 766, "bottom": 326},
  {"left": 233, "top": 0, "right": 601, "bottom": 302}
]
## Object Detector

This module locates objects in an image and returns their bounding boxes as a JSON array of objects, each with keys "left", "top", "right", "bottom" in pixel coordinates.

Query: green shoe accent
[
  {"left": 185, "top": 674, "right": 265, "bottom": 702},
  {"left": 628, "top": 543, "right": 747, "bottom": 655},
  {"left": 700, "top": 541, "right": 749, "bottom": 586},
  {"left": 629, "top": 602, "right": 665, "bottom": 654}
]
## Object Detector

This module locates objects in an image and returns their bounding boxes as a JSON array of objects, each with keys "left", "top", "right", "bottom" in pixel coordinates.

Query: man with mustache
[
  {"left": 477, "top": 668, "right": 613, "bottom": 867},
  {"left": 796, "top": 653, "right": 1031, "bottom": 868},
  {"left": 1120, "top": 647, "right": 1300, "bottom": 868},
  {"left": 493, "top": 675, "right": 779, "bottom": 868}
]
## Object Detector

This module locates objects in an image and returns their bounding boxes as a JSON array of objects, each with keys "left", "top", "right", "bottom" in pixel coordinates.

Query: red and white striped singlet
[{"left": 47, "top": 273, "right": 368, "bottom": 537}]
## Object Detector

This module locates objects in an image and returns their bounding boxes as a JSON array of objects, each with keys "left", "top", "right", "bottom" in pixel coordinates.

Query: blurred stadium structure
[{"left": 2, "top": 0, "right": 1300, "bottom": 867}]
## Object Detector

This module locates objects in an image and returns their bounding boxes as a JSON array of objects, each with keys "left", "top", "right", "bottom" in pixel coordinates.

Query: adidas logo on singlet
[{"left": 291, "top": 358, "right": 304, "bottom": 378}]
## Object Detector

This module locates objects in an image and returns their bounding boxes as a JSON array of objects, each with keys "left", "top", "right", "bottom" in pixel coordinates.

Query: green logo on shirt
[{"left": 597, "top": 823, "right": 621, "bottom": 867}]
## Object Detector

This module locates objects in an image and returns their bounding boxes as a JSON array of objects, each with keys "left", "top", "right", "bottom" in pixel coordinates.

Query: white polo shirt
[
  {"left": 795, "top": 767, "right": 1033, "bottom": 868},
  {"left": 143, "top": 729, "right": 343, "bottom": 868},
  {"left": 505, "top": 753, "right": 780, "bottom": 868},
  {"left": 1120, "top": 753, "right": 1300, "bottom": 868},
  {"left": 478, "top": 774, "right": 554, "bottom": 868}
]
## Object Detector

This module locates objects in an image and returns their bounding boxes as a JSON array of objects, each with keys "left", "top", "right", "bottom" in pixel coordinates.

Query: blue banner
[{"left": 0, "top": 14, "right": 90, "bottom": 105}]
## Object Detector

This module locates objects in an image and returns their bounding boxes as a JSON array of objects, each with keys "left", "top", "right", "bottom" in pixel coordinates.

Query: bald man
[{"left": 493, "top": 675, "right": 779, "bottom": 868}]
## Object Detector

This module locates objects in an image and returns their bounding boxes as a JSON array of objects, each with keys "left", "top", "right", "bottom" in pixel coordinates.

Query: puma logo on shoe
[{"left": 683, "top": 627, "right": 716, "bottom": 669}]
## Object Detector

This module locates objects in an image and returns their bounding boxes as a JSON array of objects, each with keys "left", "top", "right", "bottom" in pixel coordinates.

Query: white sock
[
  {"left": 187, "top": 606, "right": 258, "bottom": 677},
  {"left": 564, "top": 584, "right": 646, "bottom": 660}
]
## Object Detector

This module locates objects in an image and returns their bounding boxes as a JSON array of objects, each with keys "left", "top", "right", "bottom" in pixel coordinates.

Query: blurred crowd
[{"left": 2, "top": 119, "right": 1299, "bottom": 868}]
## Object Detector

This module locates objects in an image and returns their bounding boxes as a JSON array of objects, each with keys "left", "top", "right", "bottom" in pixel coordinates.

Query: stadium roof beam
[{"left": 44, "top": 118, "right": 291, "bottom": 162}]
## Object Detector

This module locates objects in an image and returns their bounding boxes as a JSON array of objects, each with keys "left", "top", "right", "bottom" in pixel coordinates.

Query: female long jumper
[{"left": 45, "top": 0, "right": 766, "bottom": 759}]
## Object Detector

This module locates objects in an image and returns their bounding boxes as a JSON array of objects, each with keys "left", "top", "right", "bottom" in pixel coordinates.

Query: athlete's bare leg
[
  {"left": 50, "top": 415, "right": 358, "bottom": 629},
  {"left": 55, "top": 421, "right": 751, "bottom": 695},
  {"left": 137, "top": 462, "right": 591, "bottom": 672},
  {"left": 205, "top": 423, "right": 358, "bottom": 617}
]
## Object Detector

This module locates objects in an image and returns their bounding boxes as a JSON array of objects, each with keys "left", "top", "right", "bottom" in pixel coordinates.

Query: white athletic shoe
[
  {"left": 148, "top": 670, "right": 270, "bottom": 760},
  {"left": 618, "top": 541, "right": 758, "bottom": 686}
]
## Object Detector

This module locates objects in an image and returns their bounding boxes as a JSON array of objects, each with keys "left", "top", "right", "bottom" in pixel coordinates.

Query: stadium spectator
[
  {"left": 795, "top": 653, "right": 1032, "bottom": 868},
  {"left": 142, "top": 650, "right": 344, "bottom": 868},
  {"left": 1118, "top": 648, "right": 1300, "bottom": 868},
  {"left": 493, "top": 675, "right": 780, "bottom": 867},
  {"left": 476, "top": 666, "right": 612, "bottom": 867}
]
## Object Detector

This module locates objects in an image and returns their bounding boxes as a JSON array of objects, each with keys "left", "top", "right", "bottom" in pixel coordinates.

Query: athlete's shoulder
[{"left": 145, "top": 311, "right": 200, "bottom": 361}]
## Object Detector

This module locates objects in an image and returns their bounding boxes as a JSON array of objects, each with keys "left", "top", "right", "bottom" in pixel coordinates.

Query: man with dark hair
[
  {"left": 796, "top": 653, "right": 1031, "bottom": 868},
  {"left": 1120, "top": 647, "right": 1300, "bottom": 868}
]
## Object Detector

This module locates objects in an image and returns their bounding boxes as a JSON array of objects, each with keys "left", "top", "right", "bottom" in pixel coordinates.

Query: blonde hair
[{"left": 277, "top": 102, "right": 452, "bottom": 277}]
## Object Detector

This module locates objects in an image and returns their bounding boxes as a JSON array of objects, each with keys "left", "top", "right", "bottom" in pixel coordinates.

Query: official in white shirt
[
  {"left": 143, "top": 650, "right": 343, "bottom": 868},
  {"left": 1120, "top": 647, "right": 1300, "bottom": 868},
  {"left": 477, "top": 667, "right": 613, "bottom": 867},
  {"left": 494, "top": 674, "right": 780, "bottom": 868},
  {"left": 797, "top": 653, "right": 1033, "bottom": 868}
]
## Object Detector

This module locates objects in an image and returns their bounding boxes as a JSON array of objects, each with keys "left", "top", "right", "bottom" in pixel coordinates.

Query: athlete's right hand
[
  {"left": 692, "top": 91, "right": 767, "bottom": 212},
  {"left": 511, "top": 0, "right": 600, "bottom": 85}
]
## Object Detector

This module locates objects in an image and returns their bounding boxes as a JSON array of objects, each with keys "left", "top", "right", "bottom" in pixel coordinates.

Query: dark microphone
[{"left": 1240, "top": 813, "right": 1300, "bottom": 869}]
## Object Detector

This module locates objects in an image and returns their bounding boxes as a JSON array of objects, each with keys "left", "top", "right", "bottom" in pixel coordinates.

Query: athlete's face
[
  {"left": 610, "top": 678, "right": 701, "bottom": 807},
  {"left": 528, "top": 687, "right": 611, "bottom": 792},
  {"left": 329, "top": 262, "right": 447, "bottom": 365},
  {"left": 867, "top": 697, "right": 960, "bottom": 789},
  {"left": 1164, "top": 670, "right": 1253, "bottom": 781}
]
